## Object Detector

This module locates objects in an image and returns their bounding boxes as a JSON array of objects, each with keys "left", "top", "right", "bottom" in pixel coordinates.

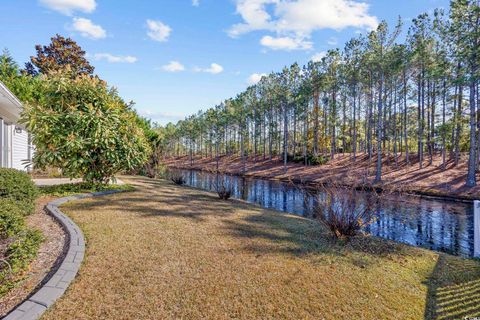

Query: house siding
[
  {"left": 0, "top": 120, "right": 31, "bottom": 171},
  {"left": 0, "top": 80, "right": 32, "bottom": 171},
  {"left": 12, "top": 126, "right": 30, "bottom": 171}
]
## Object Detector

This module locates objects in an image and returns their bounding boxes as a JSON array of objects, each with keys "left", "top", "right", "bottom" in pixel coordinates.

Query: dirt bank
[{"left": 164, "top": 152, "right": 480, "bottom": 201}]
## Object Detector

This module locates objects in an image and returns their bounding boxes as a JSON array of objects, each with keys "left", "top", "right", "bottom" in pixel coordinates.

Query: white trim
[
  {"left": 0, "top": 80, "right": 23, "bottom": 125},
  {"left": 0, "top": 80, "right": 22, "bottom": 109},
  {"left": 0, "top": 82, "right": 31, "bottom": 170}
]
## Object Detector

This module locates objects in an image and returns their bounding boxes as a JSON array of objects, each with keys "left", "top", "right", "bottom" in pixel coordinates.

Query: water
[{"left": 170, "top": 168, "right": 475, "bottom": 258}]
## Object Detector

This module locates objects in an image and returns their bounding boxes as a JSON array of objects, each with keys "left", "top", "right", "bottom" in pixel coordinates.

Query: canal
[{"left": 170, "top": 168, "right": 476, "bottom": 257}]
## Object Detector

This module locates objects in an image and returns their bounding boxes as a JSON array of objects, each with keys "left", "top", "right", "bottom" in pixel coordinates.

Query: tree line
[{"left": 158, "top": 0, "right": 480, "bottom": 186}]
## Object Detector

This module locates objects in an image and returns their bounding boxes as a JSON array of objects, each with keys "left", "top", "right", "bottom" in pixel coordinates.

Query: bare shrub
[
  {"left": 169, "top": 172, "right": 185, "bottom": 185},
  {"left": 204, "top": 167, "right": 233, "bottom": 200},
  {"left": 309, "top": 182, "right": 381, "bottom": 239},
  {"left": 216, "top": 184, "right": 232, "bottom": 200},
  {"left": 213, "top": 174, "right": 234, "bottom": 200}
]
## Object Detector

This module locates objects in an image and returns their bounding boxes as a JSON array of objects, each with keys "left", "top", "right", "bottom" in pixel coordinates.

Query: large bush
[
  {"left": 22, "top": 74, "right": 151, "bottom": 185},
  {"left": 0, "top": 168, "right": 38, "bottom": 215}
]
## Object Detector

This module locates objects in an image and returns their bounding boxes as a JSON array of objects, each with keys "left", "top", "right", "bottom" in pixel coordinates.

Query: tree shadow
[
  {"left": 221, "top": 208, "right": 423, "bottom": 264},
  {"left": 424, "top": 254, "right": 480, "bottom": 319},
  {"left": 63, "top": 179, "right": 238, "bottom": 223}
]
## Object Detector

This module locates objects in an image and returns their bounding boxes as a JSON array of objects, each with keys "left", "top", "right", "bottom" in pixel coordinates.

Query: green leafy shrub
[
  {"left": 0, "top": 169, "right": 42, "bottom": 297},
  {"left": 288, "top": 154, "right": 329, "bottom": 166},
  {"left": 0, "top": 229, "right": 43, "bottom": 296},
  {"left": 0, "top": 168, "right": 38, "bottom": 215},
  {"left": 22, "top": 74, "right": 151, "bottom": 185},
  {"left": 308, "top": 154, "right": 329, "bottom": 166},
  {"left": 0, "top": 199, "right": 26, "bottom": 239},
  {"left": 0, "top": 199, "right": 43, "bottom": 296},
  {"left": 4, "top": 229, "right": 43, "bottom": 272}
]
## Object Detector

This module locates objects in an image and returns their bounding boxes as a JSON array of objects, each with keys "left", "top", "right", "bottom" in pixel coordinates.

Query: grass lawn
[{"left": 42, "top": 176, "right": 480, "bottom": 320}]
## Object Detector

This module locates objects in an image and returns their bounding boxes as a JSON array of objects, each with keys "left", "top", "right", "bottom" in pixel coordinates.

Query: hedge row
[{"left": 0, "top": 169, "right": 43, "bottom": 297}]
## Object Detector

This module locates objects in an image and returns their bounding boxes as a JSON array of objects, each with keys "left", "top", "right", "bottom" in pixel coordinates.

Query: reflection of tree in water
[
  {"left": 169, "top": 168, "right": 475, "bottom": 257},
  {"left": 239, "top": 177, "right": 247, "bottom": 200}
]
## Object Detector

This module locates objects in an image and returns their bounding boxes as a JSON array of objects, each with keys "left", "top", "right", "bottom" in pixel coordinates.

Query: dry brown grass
[{"left": 42, "top": 176, "right": 480, "bottom": 320}]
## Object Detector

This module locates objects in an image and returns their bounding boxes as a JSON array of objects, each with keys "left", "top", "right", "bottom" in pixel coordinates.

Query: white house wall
[
  {"left": 12, "top": 126, "right": 30, "bottom": 171},
  {"left": 0, "top": 121, "right": 31, "bottom": 171},
  {"left": 0, "top": 80, "right": 32, "bottom": 171}
]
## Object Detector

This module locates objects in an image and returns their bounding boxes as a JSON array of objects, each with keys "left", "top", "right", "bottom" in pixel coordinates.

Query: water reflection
[{"left": 174, "top": 169, "right": 474, "bottom": 257}]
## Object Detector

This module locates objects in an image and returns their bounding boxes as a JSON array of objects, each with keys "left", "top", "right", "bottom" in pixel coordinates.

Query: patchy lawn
[{"left": 43, "top": 176, "right": 480, "bottom": 320}]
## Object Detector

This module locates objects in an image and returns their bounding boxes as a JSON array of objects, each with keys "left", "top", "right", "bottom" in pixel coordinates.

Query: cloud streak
[
  {"left": 161, "top": 61, "right": 185, "bottom": 72},
  {"left": 94, "top": 53, "right": 137, "bottom": 63},
  {"left": 260, "top": 35, "right": 312, "bottom": 50},
  {"left": 194, "top": 63, "right": 224, "bottom": 74},
  {"left": 39, "top": 0, "right": 96, "bottom": 15}
]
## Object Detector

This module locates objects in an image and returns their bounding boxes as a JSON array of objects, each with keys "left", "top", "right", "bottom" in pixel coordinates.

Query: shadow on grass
[
  {"left": 71, "top": 176, "right": 431, "bottom": 260},
  {"left": 424, "top": 255, "right": 480, "bottom": 320},
  {"left": 63, "top": 178, "right": 239, "bottom": 223},
  {"left": 220, "top": 208, "right": 425, "bottom": 264}
]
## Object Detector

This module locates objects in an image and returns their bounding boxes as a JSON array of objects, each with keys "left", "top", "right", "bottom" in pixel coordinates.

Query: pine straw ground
[{"left": 43, "top": 176, "right": 480, "bottom": 320}]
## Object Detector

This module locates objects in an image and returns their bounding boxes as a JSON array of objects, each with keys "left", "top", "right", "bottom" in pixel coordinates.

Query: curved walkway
[{"left": 4, "top": 191, "right": 122, "bottom": 320}]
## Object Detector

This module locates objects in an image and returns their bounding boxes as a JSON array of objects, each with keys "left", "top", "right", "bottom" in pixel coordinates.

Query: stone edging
[{"left": 4, "top": 190, "right": 122, "bottom": 320}]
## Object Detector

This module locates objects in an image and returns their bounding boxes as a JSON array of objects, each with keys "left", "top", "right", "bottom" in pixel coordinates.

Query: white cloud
[
  {"left": 146, "top": 19, "right": 172, "bottom": 42},
  {"left": 260, "top": 35, "right": 312, "bottom": 51},
  {"left": 247, "top": 73, "right": 267, "bottom": 85},
  {"left": 39, "top": 0, "right": 96, "bottom": 15},
  {"left": 194, "top": 63, "right": 224, "bottom": 74},
  {"left": 327, "top": 37, "right": 338, "bottom": 46},
  {"left": 228, "top": 0, "right": 276, "bottom": 38},
  {"left": 94, "top": 53, "right": 137, "bottom": 63},
  {"left": 311, "top": 51, "right": 327, "bottom": 62},
  {"left": 229, "top": 0, "right": 378, "bottom": 36},
  {"left": 228, "top": 0, "right": 378, "bottom": 51},
  {"left": 161, "top": 61, "right": 185, "bottom": 72},
  {"left": 71, "top": 17, "right": 106, "bottom": 39},
  {"left": 139, "top": 110, "right": 185, "bottom": 123},
  {"left": 192, "top": 0, "right": 200, "bottom": 6}
]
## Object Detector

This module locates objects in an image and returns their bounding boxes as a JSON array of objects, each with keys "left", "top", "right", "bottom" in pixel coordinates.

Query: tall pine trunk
[{"left": 375, "top": 72, "right": 384, "bottom": 183}]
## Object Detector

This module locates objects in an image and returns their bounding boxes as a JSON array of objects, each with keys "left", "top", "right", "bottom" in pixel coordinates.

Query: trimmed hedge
[{"left": 0, "top": 168, "right": 38, "bottom": 215}]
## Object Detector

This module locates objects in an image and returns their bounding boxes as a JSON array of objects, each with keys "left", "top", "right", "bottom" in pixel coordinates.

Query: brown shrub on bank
[{"left": 309, "top": 181, "right": 381, "bottom": 239}]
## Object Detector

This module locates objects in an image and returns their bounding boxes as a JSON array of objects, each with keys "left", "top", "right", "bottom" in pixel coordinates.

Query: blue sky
[{"left": 1, "top": 0, "right": 448, "bottom": 125}]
